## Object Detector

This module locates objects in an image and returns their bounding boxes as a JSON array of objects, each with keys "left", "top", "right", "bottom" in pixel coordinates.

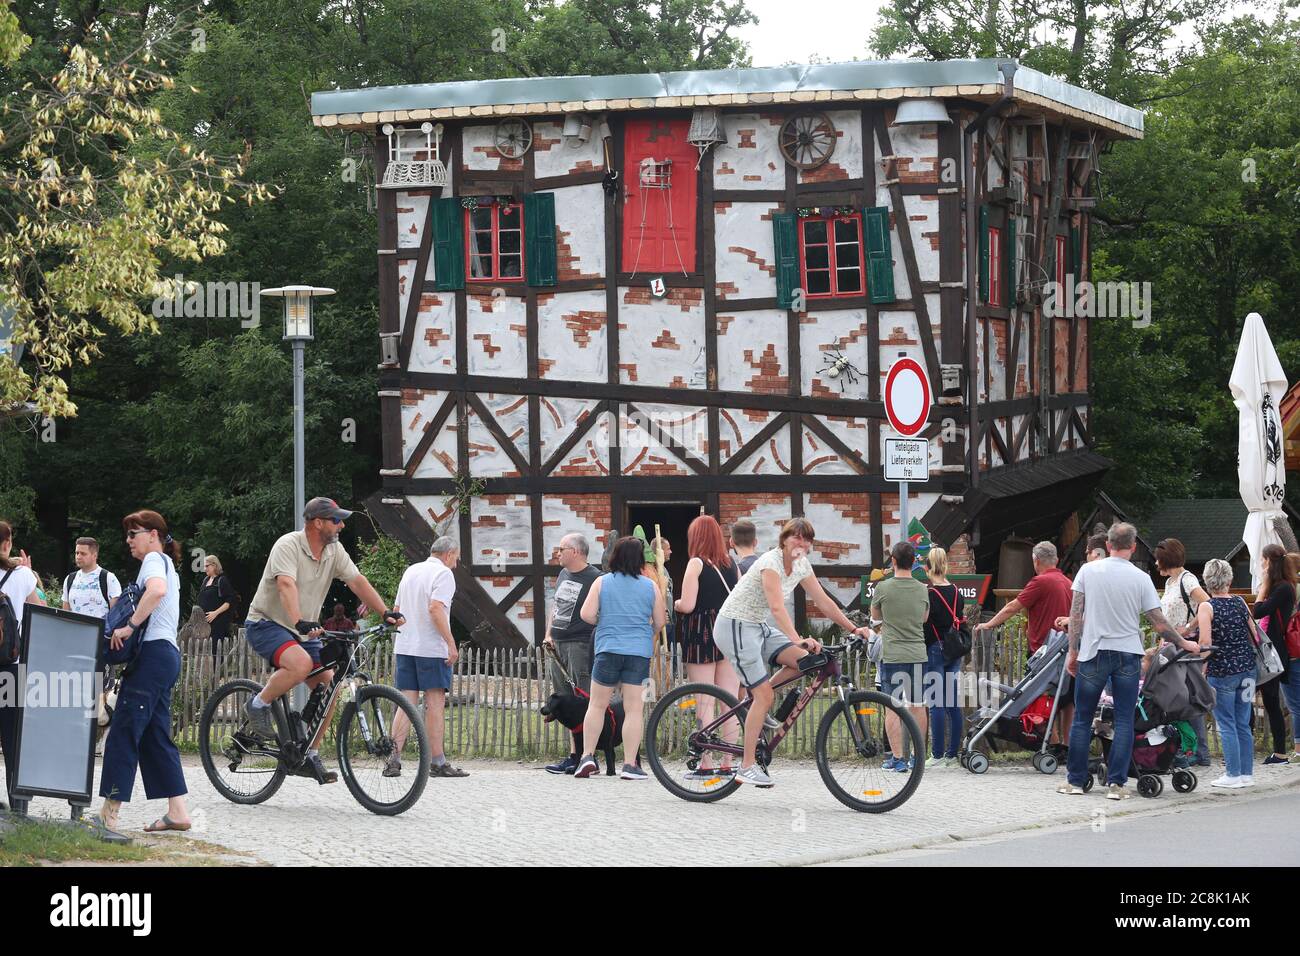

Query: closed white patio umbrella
[{"left": 1229, "top": 312, "right": 1289, "bottom": 590}]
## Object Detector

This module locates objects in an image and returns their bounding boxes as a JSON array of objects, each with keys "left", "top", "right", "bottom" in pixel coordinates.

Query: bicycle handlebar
[{"left": 317, "top": 622, "right": 400, "bottom": 642}]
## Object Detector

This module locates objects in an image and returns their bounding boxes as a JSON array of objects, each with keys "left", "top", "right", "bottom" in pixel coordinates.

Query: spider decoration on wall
[{"left": 818, "top": 349, "right": 862, "bottom": 391}]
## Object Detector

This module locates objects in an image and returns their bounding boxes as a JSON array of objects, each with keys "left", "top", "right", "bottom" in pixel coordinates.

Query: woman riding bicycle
[{"left": 712, "top": 517, "right": 872, "bottom": 788}]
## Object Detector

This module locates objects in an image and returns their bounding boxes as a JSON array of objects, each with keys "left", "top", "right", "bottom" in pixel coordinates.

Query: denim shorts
[
  {"left": 591, "top": 651, "right": 650, "bottom": 688},
  {"left": 395, "top": 654, "right": 452, "bottom": 691},
  {"left": 879, "top": 661, "right": 926, "bottom": 705},
  {"left": 246, "top": 618, "right": 322, "bottom": 668}
]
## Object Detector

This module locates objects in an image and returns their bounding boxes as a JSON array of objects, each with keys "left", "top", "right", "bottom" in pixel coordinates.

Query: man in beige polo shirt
[{"left": 243, "top": 497, "right": 402, "bottom": 784}]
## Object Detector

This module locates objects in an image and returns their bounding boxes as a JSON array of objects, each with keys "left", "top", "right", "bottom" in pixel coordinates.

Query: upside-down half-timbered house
[{"left": 310, "top": 59, "right": 1144, "bottom": 647}]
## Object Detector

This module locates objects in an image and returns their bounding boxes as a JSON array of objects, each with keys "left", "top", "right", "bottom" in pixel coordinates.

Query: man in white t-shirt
[
  {"left": 61, "top": 537, "right": 122, "bottom": 619},
  {"left": 1058, "top": 522, "right": 1198, "bottom": 800},
  {"left": 387, "top": 536, "right": 467, "bottom": 779}
]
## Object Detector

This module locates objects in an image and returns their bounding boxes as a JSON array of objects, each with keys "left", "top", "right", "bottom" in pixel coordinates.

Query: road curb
[{"left": 766, "top": 771, "right": 1300, "bottom": 867}]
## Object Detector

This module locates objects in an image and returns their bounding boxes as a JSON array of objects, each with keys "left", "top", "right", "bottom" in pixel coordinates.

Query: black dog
[{"left": 540, "top": 691, "right": 641, "bottom": 775}]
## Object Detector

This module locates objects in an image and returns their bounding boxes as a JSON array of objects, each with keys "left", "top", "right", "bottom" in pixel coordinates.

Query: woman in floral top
[{"left": 1196, "top": 558, "right": 1258, "bottom": 789}]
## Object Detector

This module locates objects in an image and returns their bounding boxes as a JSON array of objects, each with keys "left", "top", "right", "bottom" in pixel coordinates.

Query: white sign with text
[{"left": 884, "top": 437, "right": 930, "bottom": 482}]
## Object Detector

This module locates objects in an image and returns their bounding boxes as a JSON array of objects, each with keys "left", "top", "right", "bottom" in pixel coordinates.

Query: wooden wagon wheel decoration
[
  {"left": 494, "top": 118, "right": 533, "bottom": 159},
  {"left": 779, "top": 111, "right": 837, "bottom": 169}
]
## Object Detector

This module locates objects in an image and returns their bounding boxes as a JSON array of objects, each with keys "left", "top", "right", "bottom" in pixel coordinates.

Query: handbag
[
  {"left": 931, "top": 584, "right": 972, "bottom": 664},
  {"left": 103, "top": 581, "right": 150, "bottom": 667},
  {"left": 1239, "top": 597, "right": 1284, "bottom": 686}
]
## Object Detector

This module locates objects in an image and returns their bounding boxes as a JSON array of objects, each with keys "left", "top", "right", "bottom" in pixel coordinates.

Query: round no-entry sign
[{"left": 884, "top": 358, "right": 931, "bottom": 437}]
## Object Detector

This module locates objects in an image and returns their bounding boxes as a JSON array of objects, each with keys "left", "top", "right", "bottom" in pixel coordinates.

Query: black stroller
[
  {"left": 1091, "top": 644, "right": 1215, "bottom": 797},
  {"left": 959, "top": 628, "right": 1072, "bottom": 776}
]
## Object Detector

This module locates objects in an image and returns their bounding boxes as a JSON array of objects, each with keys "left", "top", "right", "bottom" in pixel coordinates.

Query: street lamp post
[{"left": 259, "top": 285, "right": 336, "bottom": 530}]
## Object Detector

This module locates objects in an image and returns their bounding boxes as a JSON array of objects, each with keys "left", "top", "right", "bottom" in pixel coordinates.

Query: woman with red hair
[{"left": 673, "top": 515, "right": 740, "bottom": 776}]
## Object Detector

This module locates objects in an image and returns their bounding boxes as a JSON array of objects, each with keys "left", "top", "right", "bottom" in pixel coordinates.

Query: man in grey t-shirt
[
  {"left": 542, "top": 533, "right": 600, "bottom": 774},
  {"left": 1059, "top": 522, "right": 1199, "bottom": 800}
]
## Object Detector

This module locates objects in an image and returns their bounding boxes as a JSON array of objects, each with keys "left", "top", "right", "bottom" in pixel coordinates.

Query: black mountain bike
[
  {"left": 198, "top": 623, "right": 431, "bottom": 816},
  {"left": 645, "top": 636, "right": 925, "bottom": 813}
]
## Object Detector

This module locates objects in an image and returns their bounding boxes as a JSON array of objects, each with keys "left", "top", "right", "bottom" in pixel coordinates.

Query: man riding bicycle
[{"left": 242, "top": 497, "right": 403, "bottom": 784}]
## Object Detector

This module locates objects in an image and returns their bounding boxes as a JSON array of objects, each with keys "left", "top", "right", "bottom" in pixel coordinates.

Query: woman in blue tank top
[{"left": 573, "top": 537, "right": 665, "bottom": 780}]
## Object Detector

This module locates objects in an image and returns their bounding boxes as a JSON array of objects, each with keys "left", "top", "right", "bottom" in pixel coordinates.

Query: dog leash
[{"left": 543, "top": 642, "right": 617, "bottom": 737}]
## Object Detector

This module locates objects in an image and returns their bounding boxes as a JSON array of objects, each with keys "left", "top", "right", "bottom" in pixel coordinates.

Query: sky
[{"left": 738, "top": 0, "right": 887, "bottom": 66}]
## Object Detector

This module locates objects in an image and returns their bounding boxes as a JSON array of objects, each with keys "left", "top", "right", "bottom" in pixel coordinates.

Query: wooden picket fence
[{"left": 169, "top": 621, "right": 1256, "bottom": 759}]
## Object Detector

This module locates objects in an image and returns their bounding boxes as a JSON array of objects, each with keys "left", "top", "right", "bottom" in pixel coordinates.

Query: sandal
[{"left": 143, "top": 814, "right": 191, "bottom": 833}]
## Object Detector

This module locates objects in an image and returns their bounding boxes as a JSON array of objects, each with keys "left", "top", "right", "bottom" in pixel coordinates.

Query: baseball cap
[{"left": 304, "top": 497, "right": 353, "bottom": 522}]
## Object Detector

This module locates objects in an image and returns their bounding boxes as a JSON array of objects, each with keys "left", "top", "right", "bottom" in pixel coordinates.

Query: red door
[{"left": 622, "top": 118, "right": 697, "bottom": 275}]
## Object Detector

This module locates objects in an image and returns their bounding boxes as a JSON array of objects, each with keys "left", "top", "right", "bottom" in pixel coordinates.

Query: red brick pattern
[
  {"left": 719, "top": 493, "right": 791, "bottom": 530},
  {"left": 715, "top": 281, "right": 739, "bottom": 300},
  {"left": 727, "top": 245, "right": 776, "bottom": 277},
  {"left": 742, "top": 343, "right": 787, "bottom": 395},
  {"left": 622, "top": 287, "right": 703, "bottom": 312},
  {"left": 561, "top": 310, "right": 605, "bottom": 347},
  {"left": 651, "top": 328, "right": 680, "bottom": 350},
  {"left": 544, "top": 495, "right": 613, "bottom": 560},
  {"left": 737, "top": 130, "right": 757, "bottom": 149},
  {"left": 557, "top": 228, "right": 601, "bottom": 281},
  {"left": 473, "top": 333, "right": 502, "bottom": 358},
  {"left": 464, "top": 145, "right": 524, "bottom": 173},
  {"left": 807, "top": 576, "right": 861, "bottom": 619}
]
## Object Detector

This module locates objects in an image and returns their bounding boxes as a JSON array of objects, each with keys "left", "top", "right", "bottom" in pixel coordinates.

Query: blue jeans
[
  {"left": 1210, "top": 670, "right": 1256, "bottom": 778},
  {"left": 1282, "top": 661, "right": 1300, "bottom": 749},
  {"left": 1068, "top": 650, "right": 1141, "bottom": 788},
  {"left": 925, "top": 642, "right": 963, "bottom": 758}
]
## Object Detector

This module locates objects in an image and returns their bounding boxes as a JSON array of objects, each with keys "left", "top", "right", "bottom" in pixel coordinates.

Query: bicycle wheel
[
  {"left": 198, "top": 678, "right": 287, "bottom": 805},
  {"left": 645, "top": 682, "right": 744, "bottom": 803},
  {"left": 336, "top": 684, "right": 430, "bottom": 816},
  {"left": 815, "top": 689, "right": 924, "bottom": 813}
]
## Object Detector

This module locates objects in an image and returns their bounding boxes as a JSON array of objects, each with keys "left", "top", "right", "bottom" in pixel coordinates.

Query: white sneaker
[
  {"left": 1237, "top": 775, "right": 1254, "bottom": 787},
  {"left": 924, "top": 755, "right": 945, "bottom": 770},
  {"left": 734, "top": 765, "right": 773, "bottom": 787},
  {"left": 1211, "top": 774, "right": 1241, "bottom": 788}
]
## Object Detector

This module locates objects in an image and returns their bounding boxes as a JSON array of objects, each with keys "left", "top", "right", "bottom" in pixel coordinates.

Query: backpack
[
  {"left": 63, "top": 567, "right": 110, "bottom": 610},
  {"left": 0, "top": 567, "right": 21, "bottom": 665},
  {"left": 930, "top": 584, "right": 972, "bottom": 664},
  {"left": 102, "top": 581, "right": 150, "bottom": 667},
  {"left": 1286, "top": 611, "right": 1300, "bottom": 660}
]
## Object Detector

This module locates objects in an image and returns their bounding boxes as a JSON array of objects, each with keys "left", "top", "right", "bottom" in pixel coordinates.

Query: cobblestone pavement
[{"left": 20, "top": 757, "right": 1300, "bottom": 866}]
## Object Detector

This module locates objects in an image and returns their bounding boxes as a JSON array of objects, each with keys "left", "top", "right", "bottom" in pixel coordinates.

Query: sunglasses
[{"left": 126, "top": 529, "right": 151, "bottom": 540}]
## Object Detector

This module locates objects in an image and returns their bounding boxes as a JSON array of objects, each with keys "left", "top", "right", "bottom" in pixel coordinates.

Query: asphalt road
[{"left": 822, "top": 786, "right": 1300, "bottom": 866}]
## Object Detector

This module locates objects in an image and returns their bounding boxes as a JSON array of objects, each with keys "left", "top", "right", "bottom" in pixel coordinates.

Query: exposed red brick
[
  {"left": 651, "top": 328, "right": 680, "bottom": 350},
  {"left": 727, "top": 245, "right": 776, "bottom": 277}
]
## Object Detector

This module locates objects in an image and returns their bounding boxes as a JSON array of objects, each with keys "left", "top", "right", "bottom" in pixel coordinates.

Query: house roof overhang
[{"left": 310, "top": 59, "right": 1144, "bottom": 139}]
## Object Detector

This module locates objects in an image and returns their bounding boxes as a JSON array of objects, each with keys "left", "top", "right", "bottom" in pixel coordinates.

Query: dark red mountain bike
[{"left": 645, "top": 637, "right": 925, "bottom": 813}]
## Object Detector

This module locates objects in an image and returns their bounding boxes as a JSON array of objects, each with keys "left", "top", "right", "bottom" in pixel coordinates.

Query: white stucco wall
[
  {"left": 619, "top": 402, "right": 707, "bottom": 476},
  {"left": 802, "top": 309, "right": 869, "bottom": 401},
  {"left": 537, "top": 289, "right": 607, "bottom": 382},
  {"left": 466, "top": 393, "right": 529, "bottom": 478},
  {"left": 406, "top": 291, "right": 456, "bottom": 373},
  {"left": 470, "top": 494, "right": 532, "bottom": 564},
  {"left": 717, "top": 407, "right": 780, "bottom": 466},
  {"left": 716, "top": 310, "right": 788, "bottom": 394},
  {"left": 405, "top": 494, "right": 458, "bottom": 539},
  {"left": 796, "top": 110, "right": 863, "bottom": 184},
  {"left": 396, "top": 192, "right": 430, "bottom": 249},
  {"left": 549, "top": 184, "right": 605, "bottom": 279},
  {"left": 711, "top": 112, "right": 784, "bottom": 189},
  {"left": 533, "top": 120, "right": 605, "bottom": 178},
  {"left": 401, "top": 389, "right": 458, "bottom": 478},
  {"left": 466, "top": 293, "right": 528, "bottom": 377},
  {"left": 714, "top": 201, "right": 779, "bottom": 301},
  {"left": 617, "top": 290, "right": 706, "bottom": 388},
  {"left": 732, "top": 419, "right": 792, "bottom": 474}
]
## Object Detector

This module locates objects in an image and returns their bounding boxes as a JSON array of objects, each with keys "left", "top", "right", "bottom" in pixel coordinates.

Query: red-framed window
[
  {"left": 987, "top": 226, "right": 1003, "bottom": 307},
  {"left": 1055, "top": 234, "right": 1067, "bottom": 290},
  {"left": 465, "top": 202, "right": 524, "bottom": 281},
  {"left": 799, "top": 215, "right": 865, "bottom": 298}
]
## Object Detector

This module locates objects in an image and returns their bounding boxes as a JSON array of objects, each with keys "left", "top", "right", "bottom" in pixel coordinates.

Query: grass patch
[{"left": 0, "top": 818, "right": 156, "bottom": 866}]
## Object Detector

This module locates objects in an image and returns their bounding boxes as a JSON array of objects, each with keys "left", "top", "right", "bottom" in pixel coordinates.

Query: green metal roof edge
[{"left": 310, "top": 59, "right": 1144, "bottom": 134}]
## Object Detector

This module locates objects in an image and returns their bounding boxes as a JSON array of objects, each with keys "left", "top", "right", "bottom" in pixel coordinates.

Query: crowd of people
[{"left": 2, "top": 501, "right": 1298, "bottom": 826}]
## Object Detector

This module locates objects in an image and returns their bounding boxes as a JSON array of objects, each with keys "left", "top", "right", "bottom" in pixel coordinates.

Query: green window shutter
[
  {"left": 772, "top": 212, "right": 799, "bottom": 309},
  {"left": 524, "top": 192, "right": 557, "bottom": 287},
  {"left": 1005, "top": 215, "right": 1016, "bottom": 304},
  {"left": 431, "top": 197, "right": 464, "bottom": 291},
  {"left": 1070, "top": 224, "right": 1082, "bottom": 281},
  {"left": 978, "top": 204, "right": 989, "bottom": 303},
  {"left": 863, "top": 206, "right": 895, "bottom": 304}
]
